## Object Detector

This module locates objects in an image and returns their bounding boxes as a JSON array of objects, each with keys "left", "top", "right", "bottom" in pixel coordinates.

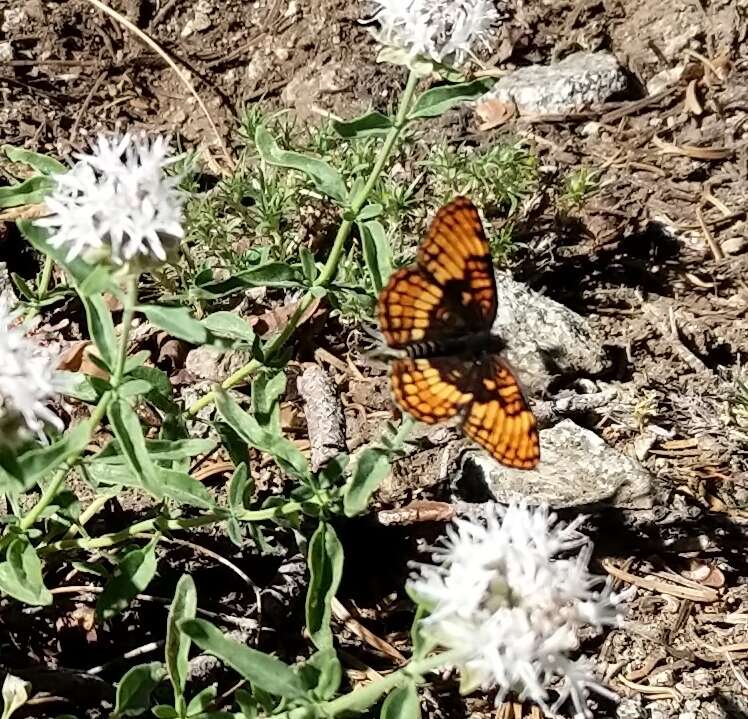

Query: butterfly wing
[
  {"left": 377, "top": 197, "right": 497, "bottom": 349},
  {"left": 416, "top": 196, "right": 497, "bottom": 330},
  {"left": 390, "top": 356, "right": 473, "bottom": 423},
  {"left": 461, "top": 356, "right": 540, "bottom": 469}
]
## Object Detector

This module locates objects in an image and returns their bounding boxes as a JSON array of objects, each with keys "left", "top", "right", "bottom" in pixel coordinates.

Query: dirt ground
[{"left": 2, "top": 0, "right": 748, "bottom": 718}]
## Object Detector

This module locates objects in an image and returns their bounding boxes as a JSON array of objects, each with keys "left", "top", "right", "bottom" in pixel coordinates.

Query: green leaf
[
  {"left": 180, "top": 618, "right": 305, "bottom": 699},
  {"left": 359, "top": 220, "right": 393, "bottom": 293},
  {"left": 117, "top": 379, "right": 154, "bottom": 398},
  {"left": 380, "top": 682, "right": 420, "bottom": 719},
  {"left": 201, "top": 312, "right": 256, "bottom": 343},
  {"left": 215, "top": 385, "right": 309, "bottom": 481},
  {"left": 151, "top": 706, "right": 178, "bottom": 719},
  {"left": 9, "top": 420, "right": 92, "bottom": 492},
  {"left": 97, "top": 537, "right": 159, "bottom": 619},
  {"left": 18, "top": 220, "right": 115, "bottom": 291},
  {"left": 343, "top": 447, "right": 390, "bottom": 517},
  {"left": 10, "top": 274, "right": 35, "bottom": 302},
  {"left": 195, "top": 263, "right": 301, "bottom": 299},
  {"left": 228, "top": 463, "right": 253, "bottom": 513},
  {"left": 165, "top": 575, "right": 196, "bottom": 704},
  {"left": 0, "top": 537, "right": 52, "bottom": 606},
  {"left": 305, "top": 522, "right": 344, "bottom": 651},
  {"left": 0, "top": 176, "right": 54, "bottom": 208},
  {"left": 332, "top": 111, "right": 393, "bottom": 139},
  {"left": 255, "top": 125, "right": 347, "bottom": 202},
  {"left": 1, "top": 674, "right": 31, "bottom": 719},
  {"left": 113, "top": 661, "right": 165, "bottom": 717},
  {"left": 300, "top": 248, "right": 318, "bottom": 283},
  {"left": 80, "top": 294, "right": 117, "bottom": 369},
  {"left": 2, "top": 144, "right": 66, "bottom": 174},
  {"left": 138, "top": 305, "right": 208, "bottom": 344},
  {"left": 410, "top": 605, "right": 435, "bottom": 661},
  {"left": 408, "top": 78, "right": 495, "bottom": 120},
  {"left": 95, "top": 438, "right": 215, "bottom": 464},
  {"left": 185, "top": 685, "right": 217, "bottom": 715},
  {"left": 357, "top": 204, "right": 383, "bottom": 221},
  {"left": 297, "top": 649, "right": 341, "bottom": 701},
  {"left": 107, "top": 399, "right": 162, "bottom": 499}
]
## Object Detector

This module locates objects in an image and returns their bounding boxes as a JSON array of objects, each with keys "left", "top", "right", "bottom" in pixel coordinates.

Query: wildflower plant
[{"left": 0, "top": 1, "right": 622, "bottom": 717}]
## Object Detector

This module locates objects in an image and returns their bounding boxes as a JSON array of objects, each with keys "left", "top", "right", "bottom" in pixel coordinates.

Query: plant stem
[
  {"left": 38, "top": 500, "right": 305, "bottom": 555},
  {"left": 19, "top": 270, "right": 140, "bottom": 533},
  {"left": 18, "top": 392, "right": 111, "bottom": 532},
  {"left": 187, "top": 69, "right": 421, "bottom": 416},
  {"left": 112, "top": 273, "right": 138, "bottom": 387},
  {"left": 272, "top": 650, "right": 458, "bottom": 719},
  {"left": 26, "top": 255, "right": 55, "bottom": 319}
]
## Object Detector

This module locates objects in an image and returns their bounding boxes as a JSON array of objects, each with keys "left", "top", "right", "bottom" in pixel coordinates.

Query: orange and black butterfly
[{"left": 376, "top": 197, "right": 540, "bottom": 469}]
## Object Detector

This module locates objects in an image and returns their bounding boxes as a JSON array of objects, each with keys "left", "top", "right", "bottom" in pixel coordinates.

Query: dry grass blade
[
  {"left": 331, "top": 598, "right": 407, "bottom": 665},
  {"left": 83, "top": 0, "right": 234, "bottom": 172},
  {"left": 616, "top": 675, "right": 681, "bottom": 700},
  {"left": 601, "top": 559, "right": 720, "bottom": 602},
  {"left": 652, "top": 135, "right": 734, "bottom": 160}
]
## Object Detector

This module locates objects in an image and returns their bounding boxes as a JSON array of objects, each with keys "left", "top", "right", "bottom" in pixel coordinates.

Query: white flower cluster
[
  {"left": 408, "top": 503, "right": 626, "bottom": 718},
  {"left": 35, "top": 133, "right": 184, "bottom": 267},
  {"left": 368, "top": 0, "right": 499, "bottom": 67},
  {"left": 0, "top": 302, "right": 62, "bottom": 444}
]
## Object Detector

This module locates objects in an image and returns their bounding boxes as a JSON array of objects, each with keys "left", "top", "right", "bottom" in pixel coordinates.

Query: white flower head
[
  {"left": 408, "top": 502, "right": 628, "bottom": 718},
  {"left": 35, "top": 133, "right": 184, "bottom": 267},
  {"left": 0, "top": 302, "right": 63, "bottom": 445},
  {"left": 367, "top": 0, "right": 499, "bottom": 67}
]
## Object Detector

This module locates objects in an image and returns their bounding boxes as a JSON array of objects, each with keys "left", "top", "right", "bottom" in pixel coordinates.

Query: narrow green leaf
[
  {"left": 195, "top": 263, "right": 301, "bottom": 299},
  {"left": 228, "top": 463, "right": 253, "bottom": 513},
  {"left": 299, "top": 649, "right": 341, "bottom": 701},
  {"left": 165, "top": 575, "right": 197, "bottom": 702},
  {"left": 202, "top": 312, "right": 256, "bottom": 343},
  {"left": 359, "top": 220, "right": 393, "bottom": 293},
  {"left": 2, "top": 144, "right": 66, "bottom": 174},
  {"left": 408, "top": 78, "right": 495, "bottom": 120},
  {"left": 180, "top": 618, "right": 305, "bottom": 699},
  {"left": 215, "top": 388, "right": 308, "bottom": 481},
  {"left": 185, "top": 685, "right": 218, "bottom": 715},
  {"left": 114, "top": 661, "right": 165, "bottom": 717},
  {"left": 18, "top": 220, "right": 114, "bottom": 291},
  {"left": 10, "top": 273, "right": 35, "bottom": 302},
  {"left": 255, "top": 125, "right": 347, "bottom": 202},
  {"left": 357, "top": 204, "right": 383, "bottom": 221},
  {"left": 95, "top": 438, "right": 215, "bottom": 464},
  {"left": 343, "top": 447, "right": 390, "bottom": 517},
  {"left": 97, "top": 537, "right": 159, "bottom": 619},
  {"left": 332, "top": 111, "right": 393, "bottom": 139},
  {"left": 0, "top": 538, "right": 52, "bottom": 606},
  {"left": 80, "top": 294, "right": 117, "bottom": 370},
  {"left": 305, "top": 522, "right": 344, "bottom": 650},
  {"left": 138, "top": 305, "right": 208, "bottom": 344},
  {"left": 107, "top": 399, "right": 162, "bottom": 499},
  {"left": 12, "top": 420, "right": 91, "bottom": 491},
  {"left": 0, "top": 176, "right": 54, "bottom": 208},
  {"left": 380, "top": 682, "right": 420, "bottom": 719}
]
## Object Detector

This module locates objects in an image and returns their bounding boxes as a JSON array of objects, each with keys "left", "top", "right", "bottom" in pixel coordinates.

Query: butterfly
[{"left": 376, "top": 197, "right": 540, "bottom": 469}]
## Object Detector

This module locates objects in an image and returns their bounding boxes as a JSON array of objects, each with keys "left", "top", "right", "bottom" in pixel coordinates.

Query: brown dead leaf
[
  {"left": 56, "top": 604, "right": 97, "bottom": 642},
  {"left": 251, "top": 296, "right": 324, "bottom": 337},
  {"left": 475, "top": 97, "right": 516, "bottom": 131},
  {"left": 684, "top": 79, "right": 703, "bottom": 116},
  {"left": 0, "top": 203, "right": 47, "bottom": 221},
  {"left": 57, "top": 341, "right": 110, "bottom": 380}
]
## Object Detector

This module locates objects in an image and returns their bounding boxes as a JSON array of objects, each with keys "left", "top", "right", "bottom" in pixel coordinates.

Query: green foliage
[
  {"left": 561, "top": 166, "right": 600, "bottom": 207},
  {"left": 0, "top": 63, "right": 546, "bottom": 719}
]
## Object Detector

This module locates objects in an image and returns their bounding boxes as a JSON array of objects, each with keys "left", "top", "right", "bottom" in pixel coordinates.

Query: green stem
[
  {"left": 112, "top": 273, "right": 138, "bottom": 387},
  {"left": 19, "top": 270, "right": 140, "bottom": 533},
  {"left": 18, "top": 392, "right": 111, "bottom": 532},
  {"left": 26, "top": 255, "right": 55, "bottom": 319},
  {"left": 187, "top": 69, "right": 421, "bottom": 416},
  {"left": 39, "top": 500, "right": 305, "bottom": 555},
  {"left": 274, "top": 650, "right": 458, "bottom": 719}
]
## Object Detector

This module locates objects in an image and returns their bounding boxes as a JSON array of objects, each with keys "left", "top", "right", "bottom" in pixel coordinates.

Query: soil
[{"left": 2, "top": 0, "right": 748, "bottom": 718}]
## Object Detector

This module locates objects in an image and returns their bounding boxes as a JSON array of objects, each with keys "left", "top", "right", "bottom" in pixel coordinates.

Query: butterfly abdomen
[{"left": 404, "top": 333, "right": 505, "bottom": 359}]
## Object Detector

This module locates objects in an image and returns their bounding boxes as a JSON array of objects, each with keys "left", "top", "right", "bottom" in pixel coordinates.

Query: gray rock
[
  {"left": 185, "top": 345, "right": 252, "bottom": 383},
  {"left": 616, "top": 697, "right": 646, "bottom": 719},
  {"left": 481, "top": 51, "right": 627, "bottom": 116},
  {"left": 463, "top": 419, "right": 653, "bottom": 510},
  {"left": 493, "top": 271, "right": 607, "bottom": 394}
]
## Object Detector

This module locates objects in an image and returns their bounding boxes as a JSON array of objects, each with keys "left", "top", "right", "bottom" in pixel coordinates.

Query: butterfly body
[{"left": 377, "top": 197, "right": 540, "bottom": 470}]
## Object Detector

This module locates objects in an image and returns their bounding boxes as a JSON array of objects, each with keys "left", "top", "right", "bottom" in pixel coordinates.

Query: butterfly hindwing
[
  {"left": 390, "top": 356, "right": 473, "bottom": 424},
  {"left": 461, "top": 356, "right": 540, "bottom": 469}
]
